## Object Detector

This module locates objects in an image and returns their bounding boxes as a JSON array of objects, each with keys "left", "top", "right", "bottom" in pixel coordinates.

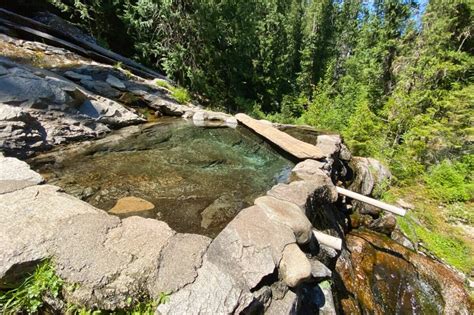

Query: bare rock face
[
  {"left": 55, "top": 215, "right": 175, "bottom": 309},
  {"left": 268, "top": 180, "right": 336, "bottom": 210},
  {"left": 266, "top": 289, "right": 300, "bottom": 315},
  {"left": 291, "top": 159, "right": 329, "bottom": 180},
  {"left": 152, "top": 233, "right": 211, "bottom": 294},
  {"left": 0, "top": 59, "right": 144, "bottom": 157},
  {"left": 0, "top": 104, "right": 50, "bottom": 158},
  {"left": 335, "top": 230, "right": 473, "bottom": 314}
]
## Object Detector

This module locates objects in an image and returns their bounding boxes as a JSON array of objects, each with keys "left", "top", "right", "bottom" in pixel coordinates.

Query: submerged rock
[{"left": 108, "top": 196, "right": 155, "bottom": 214}]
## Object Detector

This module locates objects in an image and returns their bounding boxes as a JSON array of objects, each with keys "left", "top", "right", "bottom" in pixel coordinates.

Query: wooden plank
[
  {"left": 336, "top": 186, "right": 406, "bottom": 216},
  {"left": 236, "top": 113, "right": 325, "bottom": 160}
]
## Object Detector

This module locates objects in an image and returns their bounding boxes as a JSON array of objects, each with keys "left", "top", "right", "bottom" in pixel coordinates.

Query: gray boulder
[
  {"left": 55, "top": 215, "right": 175, "bottom": 309},
  {"left": 279, "top": 244, "right": 312, "bottom": 288},
  {"left": 291, "top": 159, "right": 330, "bottom": 180},
  {"left": 0, "top": 104, "right": 50, "bottom": 158},
  {"left": 348, "top": 157, "right": 391, "bottom": 197},
  {"left": 254, "top": 196, "right": 313, "bottom": 244},
  {"left": 369, "top": 214, "right": 397, "bottom": 235}
]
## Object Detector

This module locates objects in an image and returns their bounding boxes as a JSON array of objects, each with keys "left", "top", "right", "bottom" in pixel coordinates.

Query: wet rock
[
  {"left": 153, "top": 233, "right": 211, "bottom": 294},
  {"left": 279, "top": 244, "right": 312, "bottom": 287},
  {"left": 391, "top": 229, "right": 415, "bottom": 250},
  {"left": 106, "top": 74, "right": 126, "bottom": 90},
  {"left": 266, "top": 289, "right": 300, "bottom": 315},
  {"left": 0, "top": 156, "right": 44, "bottom": 194},
  {"left": 335, "top": 230, "right": 473, "bottom": 314},
  {"left": 108, "top": 196, "right": 155, "bottom": 214},
  {"left": 254, "top": 196, "right": 313, "bottom": 244},
  {"left": 368, "top": 214, "right": 397, "bottom": 235}
]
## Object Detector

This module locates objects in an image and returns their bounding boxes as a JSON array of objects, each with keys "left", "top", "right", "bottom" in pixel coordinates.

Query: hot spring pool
[{"left": 33, "top": 118, "right": 294, "bottom": 237}]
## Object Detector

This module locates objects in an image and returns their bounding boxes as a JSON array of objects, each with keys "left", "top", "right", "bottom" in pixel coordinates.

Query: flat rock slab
[
  {"left": 0, "top": 156, "right": 44, "bottom": 194},
  {"left": 0, "top": 184, "right": 101, "bottom": 288},
  {"left": 236, "top": 114, "right": 325, "bottom": 160}
]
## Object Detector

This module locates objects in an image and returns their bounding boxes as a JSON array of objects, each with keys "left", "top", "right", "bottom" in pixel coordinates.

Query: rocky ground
[{"left": 1, "top": 12, "right": 473, "bottom": 314}]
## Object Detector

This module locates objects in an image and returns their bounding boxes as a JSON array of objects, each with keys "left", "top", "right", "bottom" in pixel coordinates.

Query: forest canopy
[{"left": 44, "top": 0, "right": 473, "bottom": 190}]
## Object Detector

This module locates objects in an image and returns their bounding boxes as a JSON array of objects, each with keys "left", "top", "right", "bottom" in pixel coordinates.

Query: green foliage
[
  {"left": 170, "top": 87, "right": 191, "bottom": 104},
  {"left": 425, "top": 160, "right": 473, "bottom": 202},
  {"left": 155, "top": 79, "right": 173, "bottom": 91},
  {"left": 0, "top": 260, "right": 63, "bottom": 314}
]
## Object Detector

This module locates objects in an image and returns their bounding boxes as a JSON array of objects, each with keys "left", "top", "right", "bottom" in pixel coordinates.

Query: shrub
[{"left": 424, "top": 160, "right": 472, "bottom": 202}]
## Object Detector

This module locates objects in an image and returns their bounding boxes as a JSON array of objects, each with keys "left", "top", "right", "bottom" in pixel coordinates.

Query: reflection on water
[{"left": 36, "top": 119, "right": 293, "bottom": 237}]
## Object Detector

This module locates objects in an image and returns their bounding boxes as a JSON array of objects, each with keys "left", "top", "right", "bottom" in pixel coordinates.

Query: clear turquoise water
[{"left": 39, "top": 119, "right": 293, "bottom": 237}]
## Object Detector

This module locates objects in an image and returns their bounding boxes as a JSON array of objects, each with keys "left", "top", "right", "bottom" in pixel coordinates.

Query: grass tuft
[{"left": 0, "top": 260, "right": 63, "bottom": 314}]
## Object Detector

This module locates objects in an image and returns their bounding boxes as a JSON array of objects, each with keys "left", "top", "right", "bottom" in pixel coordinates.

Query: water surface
[{"left": 37, "top": 119, "right": 293, "bottom": 237}]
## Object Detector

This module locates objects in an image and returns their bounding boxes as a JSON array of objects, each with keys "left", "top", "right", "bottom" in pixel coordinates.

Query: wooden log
[
  {"left": 236, "top": 113, "right": 325, "bottom": 160},
  {"left": 336, "top": 186, "right": 406, "bottom": 216},
  {"left": 312, "top": 230, "right": 342, "bottom": 250}
]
